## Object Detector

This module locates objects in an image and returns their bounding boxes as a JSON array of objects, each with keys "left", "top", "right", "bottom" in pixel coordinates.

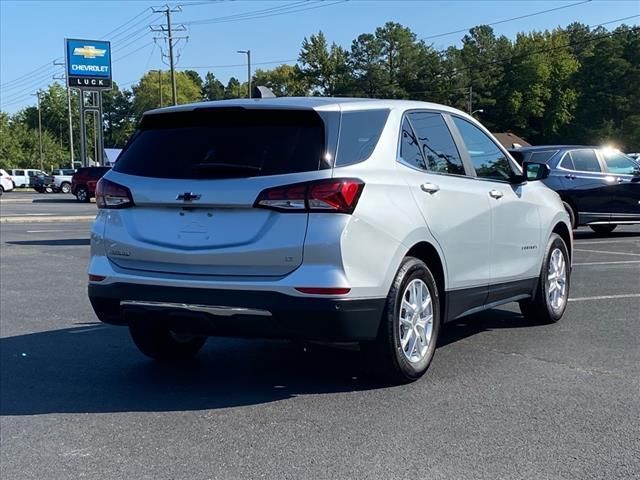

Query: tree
[
  {"left": 224, "top": 77, "right": 245, "bottom": 99},
  {"left": 298, "top": 31, "right": 350, "bottom": 95},
  {"left": 252, "top": 65, "right": 307, "bottom": 96},
  {"left": 102, "top": 82, "right": 135, "bottom": 148},
  {"left": 184, "top": 70, "right": 203, "bottom": 93},
  {"left": 131, "top": 70, "right": 202, "bottom": 119},
  {"left": 202, "top": 72, "right": 225, "bottom": 100}
]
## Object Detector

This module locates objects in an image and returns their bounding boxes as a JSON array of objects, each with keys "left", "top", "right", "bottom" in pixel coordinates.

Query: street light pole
[
  {"left": 237, "top": 50, "right": 251, "bottom": 98},
  {"left": 33, "top": 90, "right": 44, "bottom": 170},
  {"left": 471, "top": 109, "right": 484, "bottom": 116}
]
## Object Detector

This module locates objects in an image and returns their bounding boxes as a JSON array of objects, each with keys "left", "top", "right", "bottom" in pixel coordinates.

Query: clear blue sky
[{"left": 1, "top": 0, "right": 638, "bottom": 113}]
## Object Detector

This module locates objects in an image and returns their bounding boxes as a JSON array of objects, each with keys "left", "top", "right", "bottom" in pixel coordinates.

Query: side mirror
[{"left": 522, "top": 161, "right": 550, "bottom": 181}]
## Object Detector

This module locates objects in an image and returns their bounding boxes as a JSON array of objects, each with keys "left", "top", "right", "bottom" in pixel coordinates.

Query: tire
[
  {"left": 75, "top": 186, "right": 90, "bottom": 202},
  {"left": 562, "top": 201, "right": 577, "bottom": 230},
  {"left": 519, "top": 233, "right": 570, "bottom": 324},
  {"left": 60, "top": 182, "right": 71, "bottom": 194},
  {"left": 129, "top": 323, "right": 207, "bottom": 361},
  {"left": 364, "top": 257, "right": 441, "bottom": 384},
  {"left": 589, "top": 224, "right": 617, "bottom": 235}
]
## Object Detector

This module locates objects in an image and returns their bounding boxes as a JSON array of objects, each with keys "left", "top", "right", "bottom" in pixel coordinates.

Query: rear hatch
[{"left": 104, "top": 107, "right": 332, "bottom": 277}]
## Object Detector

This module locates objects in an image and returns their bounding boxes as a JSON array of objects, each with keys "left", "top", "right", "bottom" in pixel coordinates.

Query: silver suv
[{"left": 88, "top": 97, "right": 572, "bottom": 383}]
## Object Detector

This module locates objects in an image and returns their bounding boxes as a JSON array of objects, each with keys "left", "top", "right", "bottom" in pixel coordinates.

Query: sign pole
[
  {"left": 97, "top": 92, "right": 104, "bottom": 166},
  {"left": 78, "top": 91, "right": 87, "bottom": 167}
]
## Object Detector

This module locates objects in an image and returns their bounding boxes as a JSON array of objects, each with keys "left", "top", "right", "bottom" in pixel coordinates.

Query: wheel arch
[
  {"left": 404, "top": 241, "right": 446, "bottom": 302},
  {"left": 552, "top": 221, "right": 572, "bottom": 261}
]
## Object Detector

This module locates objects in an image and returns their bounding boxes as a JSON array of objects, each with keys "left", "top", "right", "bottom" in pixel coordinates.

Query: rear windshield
[
  {"left": 529, "top": 150, "right": 558, "bottom": 163},
  {"left": 114, "top": 108, "right": 327, "bottom": 179}
]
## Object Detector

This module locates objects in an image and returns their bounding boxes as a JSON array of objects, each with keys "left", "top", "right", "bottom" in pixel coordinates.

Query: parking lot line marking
[
  {"left": 26, "top": 229, "right": 67, "bottom": 233},
  {"left": 569, "top": 294, "right": 640, "bottom": 302},
  {"left": 574, "top": 260, "right": 640, "bottom": 266},
  {"left": 574, "top": 248, "right": 640, "bottom": 257}
]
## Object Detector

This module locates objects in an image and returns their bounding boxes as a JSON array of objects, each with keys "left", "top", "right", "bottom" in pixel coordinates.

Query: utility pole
[
  {"left": 33, "top": 91, "right": 44, "bottom": 170},
  {"left": 237, "top": 50, "right": 251, "bottom": 98},
  {"left": 53, "top": 62, "right": 75, "bottom": 168},
  {"left": 151, "top": 5, "right": 187, "bottom": 106}
]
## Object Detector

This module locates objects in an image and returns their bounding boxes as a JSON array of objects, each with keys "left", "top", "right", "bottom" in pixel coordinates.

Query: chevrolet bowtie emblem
[
  {"left": 73, "top": 45, "right": 107, "bottom": 59},
  {"left": 177, "top": 192, "right": 202, "bottom": 202}
]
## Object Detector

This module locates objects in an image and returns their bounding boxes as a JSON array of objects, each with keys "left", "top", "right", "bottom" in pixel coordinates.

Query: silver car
[{"left": 88, "top": 97, "right": 572, "bottom": 383}]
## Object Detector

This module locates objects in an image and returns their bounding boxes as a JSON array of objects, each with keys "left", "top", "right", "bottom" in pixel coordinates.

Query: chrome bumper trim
[{"left": 120, "top": 300, "right": 272, "bottom": 317}]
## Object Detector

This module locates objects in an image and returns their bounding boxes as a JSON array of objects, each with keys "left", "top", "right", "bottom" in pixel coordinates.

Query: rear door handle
[
  {"left": 617, "top": 177, "right": 625, "bottom": 183},
  {"left": 420, "top": 183, "right": 440, "bottom": 194},
  {"left": 489, "top": 189, "right": 504, "bottom": 199},
  {"left": 565, "top": 174, "right": 576, "bottom": 180}
]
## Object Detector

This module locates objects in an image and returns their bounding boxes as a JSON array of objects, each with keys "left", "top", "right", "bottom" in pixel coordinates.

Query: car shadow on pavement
[
  {"left": 5, "top": 239, "right": 90, "bottom": 246},
  {"left": 0, "top": 308, "right": 531, "bottom": 416},
  {"left": 0, "top": 324, "right": 378, "bottom": 416},
  {"left": 438, "top": 308, "right": 536, "bottom": 348},
  {"left": 32, "top": 198, "right": 81, "bottom": 203}
]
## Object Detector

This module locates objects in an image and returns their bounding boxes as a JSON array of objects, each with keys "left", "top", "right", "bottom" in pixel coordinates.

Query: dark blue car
[{"left": 509, "top": 146, "right": 640, "bottom": 234}]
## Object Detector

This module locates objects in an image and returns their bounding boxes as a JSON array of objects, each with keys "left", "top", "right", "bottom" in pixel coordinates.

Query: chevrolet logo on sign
[{"left": 73, "top": 45, "right": 107, "bottom": 59}]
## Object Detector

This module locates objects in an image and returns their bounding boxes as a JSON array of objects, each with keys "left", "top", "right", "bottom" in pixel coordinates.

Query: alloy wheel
[
  {"left": 398, "top": 278, "right": 434, "bottom": 363},
  {"left": 547, "top": 248, "right": 567, "bottom": 311}
]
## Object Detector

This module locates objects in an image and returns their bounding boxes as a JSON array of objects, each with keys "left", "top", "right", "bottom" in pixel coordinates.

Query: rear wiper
[{"left": 191, "top": 163, "right": 262, "bottom": 173}]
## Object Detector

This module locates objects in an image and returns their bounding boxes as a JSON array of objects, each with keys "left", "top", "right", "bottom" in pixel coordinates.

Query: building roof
[{"left": 493, "top": 132, "right": 532, "bottom": 149}]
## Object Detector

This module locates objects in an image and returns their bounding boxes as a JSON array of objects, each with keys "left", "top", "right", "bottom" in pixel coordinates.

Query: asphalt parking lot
[{"left": 1, "top": 196, "right": 639, "bottom": 480}]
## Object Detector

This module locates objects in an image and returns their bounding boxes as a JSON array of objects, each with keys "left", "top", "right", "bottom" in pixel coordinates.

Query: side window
[
  {"left": 529, "top": 150, "right": 558, "bottom": 163},
  {"left": 408, "top": 112, "right": 465, "bottom": 175},
  {"left": 452, "top": 117, "right": 512, "bottom": 181},
  {"left": 336, "top": 109, "right": 390, "bottom": 167},
  {"left": 14, "top": 170, "right": 24, "bottom": 176},
  {"left": 399, "top": 117, "right": 426, "bottom": 170},
  {"left": 559, "top": 153, "right": 575, "bottom": 170},
  {"left": 569, "top": 150, "right": 601, "bottom": 172},
  {"left": 601, "top": 151, "right": 639, "bottom": 175}
]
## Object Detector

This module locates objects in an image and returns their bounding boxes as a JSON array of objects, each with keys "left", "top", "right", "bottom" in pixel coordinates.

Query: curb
[{"left": 0, "top": 215, "right": 95, "bottom": 224}]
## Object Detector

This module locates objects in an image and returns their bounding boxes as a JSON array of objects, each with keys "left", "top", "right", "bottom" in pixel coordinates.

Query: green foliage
[
  {"left": 131, "top": 70, "right": 202, "bottom": 119},
  {"left": 252, "top": 65, "right": 307, "bottom": 96},
  {"left": 202, "top": 72, "right": 225, "bottom": 100}
]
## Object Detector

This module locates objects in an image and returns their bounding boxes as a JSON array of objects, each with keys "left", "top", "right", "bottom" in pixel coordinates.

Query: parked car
[
  {"left": 10, "top": 169, "right": 46, "bottom": 188},
  {"left": 0, "top": 169, "right": 15, "bottom": 194},
  {"left": 71, "top": 166, "right": 111, "bottom": 202},
  {"left": 88, "top": 97, "right": 572, "bottom": 383},
  {"left": 51, "top": 168, "right": 76, "bottom": 193},
  {"left": 509, "top": 146, "right": 640, "bottom": 234},
  {"left": 32, "top": 173, "right": 57, "bottom": 193}
]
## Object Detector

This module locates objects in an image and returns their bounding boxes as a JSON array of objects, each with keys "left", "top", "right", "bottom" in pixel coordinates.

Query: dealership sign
[{"left": 65, "top": 38, "right": 112, "bottom": 89}]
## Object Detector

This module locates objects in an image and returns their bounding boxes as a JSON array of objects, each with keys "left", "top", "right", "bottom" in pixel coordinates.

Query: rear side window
[
  {"left": 335, "top": 109, "right": 389, "bottom": 166},
  {"left": 601, "top": 150, "right": 639, "bottom": 175},
  {"left": 559, "top": 153, "right": 575, "bottom": 170},
  {"left": 114, "top": 109, "right": 326, "bottom": 179},
  {"left": 14, "top": 170, "right": 24, "bottom": 175},
  {"left": 408, "top": 112, "right": 464, "bottom": 175},
  {"left": 569, "top": 150, "right": 600, "bottom": 172},
  {"left": 89, "top": 167, "right": 110, "bottom": 179},
  {"left": 529, "top": 150, "right": 558, "bottom": 163}
]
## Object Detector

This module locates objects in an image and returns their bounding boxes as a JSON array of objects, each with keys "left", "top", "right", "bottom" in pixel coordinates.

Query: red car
[{"left": 71, "top": 167, "right": 111, "bottom": 202}]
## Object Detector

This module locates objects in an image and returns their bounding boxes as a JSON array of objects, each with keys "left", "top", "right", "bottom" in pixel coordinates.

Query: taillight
[
  {"left": 255, "top": 178, "right": 364, "bottom": 214},
  {"left": 95, "top": 178, "right": 134, "bottom": 209}
]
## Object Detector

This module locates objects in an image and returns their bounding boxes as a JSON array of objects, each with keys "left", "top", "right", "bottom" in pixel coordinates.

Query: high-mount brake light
[
  {"left": 95, "top": 178, "right": 134, "bottom": 209},
  {"left": 254, "top": 178, "right": 364, "bottom": 214}
]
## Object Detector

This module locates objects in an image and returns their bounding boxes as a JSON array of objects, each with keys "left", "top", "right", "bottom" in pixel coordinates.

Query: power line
[
  {"left": 420, "top": 0, "right": 593, "bottom": 41},
  {"left": 182, "top": 1, "right": 311, "bottom": 25},
  {"left": 183, "top": 0, "right": 347, "bottom": 26},
  {"left": 180, "top": 58, "right": 298, "bottom": 69},
  {"left": 101, "top": 8, "right": 153, "bottom": 39}
]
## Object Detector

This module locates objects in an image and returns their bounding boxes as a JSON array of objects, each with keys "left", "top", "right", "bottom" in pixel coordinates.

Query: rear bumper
[{"left": 89, "top": 282, "right": 385, "bottom": 341}]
